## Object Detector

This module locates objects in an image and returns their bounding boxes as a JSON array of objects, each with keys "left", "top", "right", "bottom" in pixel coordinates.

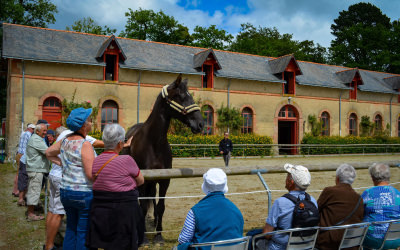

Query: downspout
[
  {"left": 227, "top": 79, "right": 231, "bottom": 133},
  {"left": 21, "top": 60, "right": 25, "bottom": 132},
  {"left": 390, "top": 95, "right": 393, "bottom": 137},
  {"left": 339, "top": 90, "right": 343, "bottom": 136},
  {"left": 137, "top": 71, "right": 141, "bottom": 124}
]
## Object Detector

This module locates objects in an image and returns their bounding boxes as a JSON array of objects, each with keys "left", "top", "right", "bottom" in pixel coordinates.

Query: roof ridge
[
  {"left": 268, "top": 53, "right": 294, "bottom": 61},
  {"left": 3, "top": 23, "right": 110, "bottom": 38}
]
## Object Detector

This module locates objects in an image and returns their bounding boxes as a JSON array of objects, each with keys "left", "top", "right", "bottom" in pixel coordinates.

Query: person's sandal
[{"left": 27, "top": 214, "right": 44, "bottom": 222}]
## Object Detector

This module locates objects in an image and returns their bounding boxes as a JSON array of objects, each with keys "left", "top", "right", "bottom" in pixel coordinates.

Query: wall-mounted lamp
[{"left": 288, "top": 97, "right": 292, "bottom": 104}]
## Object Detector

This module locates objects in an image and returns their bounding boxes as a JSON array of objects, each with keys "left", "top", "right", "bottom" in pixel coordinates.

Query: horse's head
[{"left": 163, "top": 75, "right": 204, "bottom": 133}]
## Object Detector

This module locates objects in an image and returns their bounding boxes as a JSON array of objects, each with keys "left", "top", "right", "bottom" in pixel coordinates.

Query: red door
[
  {"left": 278, "top": 105, "right": 299, "bottom": 155},
  {"left": 42, "top": 97, "right": 62, "bottom": 130}
]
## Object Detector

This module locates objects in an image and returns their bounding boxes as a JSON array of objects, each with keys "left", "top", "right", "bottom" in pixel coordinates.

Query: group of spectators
[
  {"left": 12, "top": 108, "right": 144, "bottom": 250},
  {"left": 177, "top": 163, "right": 400, "bottom": 250},
  {"left": 11, "top": 107, "right": 399, "bottom": 250}
]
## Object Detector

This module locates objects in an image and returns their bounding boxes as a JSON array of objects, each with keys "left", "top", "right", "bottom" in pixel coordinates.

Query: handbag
[{"left": 93, "top": 154, "right": 118, "bottom": 182}]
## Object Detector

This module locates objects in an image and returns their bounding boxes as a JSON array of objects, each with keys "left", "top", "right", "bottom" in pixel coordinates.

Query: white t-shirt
[{"left": 49, "top": 129, "right": 97, "bottom": 178}]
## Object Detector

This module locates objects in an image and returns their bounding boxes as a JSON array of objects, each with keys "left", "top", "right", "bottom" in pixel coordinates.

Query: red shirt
[{"left": 92, "top": 152, "right": 140, "bottom": 192}]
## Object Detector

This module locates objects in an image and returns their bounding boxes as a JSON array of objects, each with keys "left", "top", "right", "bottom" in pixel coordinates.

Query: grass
[{"left": 0, "top": 163, "right": 46, "bottom": 250}]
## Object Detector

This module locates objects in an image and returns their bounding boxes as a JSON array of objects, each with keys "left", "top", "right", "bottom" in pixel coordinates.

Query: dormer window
[
  {"left": 283, "top": 71, "right": 295, "bottom": 94},
  {"left": 193, "top": 49, "right": 221, "bottom": 89},
  {"left": 268, "top": 55, "right": 302, "bottom": 96},
  {"left": 96, "top": 35, "right": 127, "bottom": 83},
  {"left": 104, "top": 42, "right": 119, "bottom": 81}
]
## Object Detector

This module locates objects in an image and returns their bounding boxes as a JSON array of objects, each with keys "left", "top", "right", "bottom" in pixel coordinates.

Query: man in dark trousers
[{"left": 219, "top": 132, "right": 233, "bottom": 167}]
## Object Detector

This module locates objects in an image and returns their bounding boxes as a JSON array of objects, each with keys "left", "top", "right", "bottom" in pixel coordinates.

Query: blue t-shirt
[
  {"left": 362, "top": 185, "right": 400, "bottom": 248},
  {"left": 266, "top": 190, "right": 318, "bottom": 250}
]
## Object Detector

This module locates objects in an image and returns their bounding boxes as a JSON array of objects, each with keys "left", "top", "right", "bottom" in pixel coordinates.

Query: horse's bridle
[{"left": 161, "top": 84, "right": 201, "bottom": 115}]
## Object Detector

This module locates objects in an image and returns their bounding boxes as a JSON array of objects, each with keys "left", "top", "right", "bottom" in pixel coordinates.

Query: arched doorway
[
  {"left": 42, "top": 97, "right": 62, "bottom": 130},
  {"left": 278, "top": 105, "right": 298, "bottom": 155}
]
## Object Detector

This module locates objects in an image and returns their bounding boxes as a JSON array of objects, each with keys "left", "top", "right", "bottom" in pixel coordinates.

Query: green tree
[
  {"left": 307, "top": 114, "right": 322, "bottom": 137},
  {"left": 360, "top": 115, "right": 374, "bottom": 137},
  {"left": 216, "top": 105, "right": 243, "bottom": 135},
  {"left": 120, "top": 8, "right": 192, "bottom": 45},
  {"left": 191, "top": 25, "right": 233, "bottom": 50},
  {"left": 387, "top": 19, "right": 400, "bottom": 74},
  {"left": 329, "top": 2, "right": 391, "bottom": 71},
  {"left": 66, "top": 17, "right": 116, "bottom": 35},
  {"left": 230, "top": 23, "right": 327, "bottom": 63},
  {"left": 0, "top": 0, "right": 57, "bottom": 27}
]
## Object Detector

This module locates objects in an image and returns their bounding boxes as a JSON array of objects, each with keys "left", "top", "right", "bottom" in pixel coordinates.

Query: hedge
[
  {"left": 168, "top": 134, "right": 273, "bottom": 157},
  {"left": 300, "top": 135, "right": 400, "bottom": 155}
]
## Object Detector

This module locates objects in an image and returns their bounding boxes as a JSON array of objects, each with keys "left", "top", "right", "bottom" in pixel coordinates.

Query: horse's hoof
[
  {"left": 141, "top": 236, "right": 150, "bottom": 246},
  {"left": 153, "top": 234, "right": 164, "bottom": 245}
]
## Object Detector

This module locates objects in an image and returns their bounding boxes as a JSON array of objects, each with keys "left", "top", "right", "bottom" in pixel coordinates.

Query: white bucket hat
[
  {"left": 284, "top": 163, "right": 311, "bottom": 189},
  {"left": 27, "top": 124, "right": 36, "bottom": 129},
  {"left": 201, "top": 168, "right": 228, "bottom": 195}
]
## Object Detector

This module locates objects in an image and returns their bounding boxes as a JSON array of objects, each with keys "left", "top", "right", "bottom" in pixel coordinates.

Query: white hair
[
  {"left": 102, "top": 123, "right": 125, "bottom": 150},
  {"left": 34, "top": 123, "right": 45, "bottom": 133},
  {"left": 55, "top": 126, "right": 68, "bottom": 136},
  {"left": 336, "top": 164, "right": 356, "bottom": 184},
  {"left": 369, "top": 163, "right": 390, "bottom": 183}
]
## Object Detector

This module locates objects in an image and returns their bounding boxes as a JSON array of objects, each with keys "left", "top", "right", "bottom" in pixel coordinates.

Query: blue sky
[{"left": 49, "top": 0, "right": 400, "bottom": 48}]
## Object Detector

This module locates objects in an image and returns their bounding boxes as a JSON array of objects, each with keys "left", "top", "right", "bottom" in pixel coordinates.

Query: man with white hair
[
  {"left": 177, "top": 168, "right": 244, "bottom": 248},
  {"left": 262, "top": 163, "right": 317, "bottom": 250},
  {"left": 25, "top": 123, "right": 50, "bottom": 221},
  {"left": 316, "top": 164, "right": 364, "bottom": 249}
]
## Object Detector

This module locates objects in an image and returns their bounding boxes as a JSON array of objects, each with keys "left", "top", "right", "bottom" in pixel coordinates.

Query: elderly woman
[
  {"left": 87, "top": 123, "right": 144, "bottom": 250},
  {"left": 177, "top": 168, "right": 243, "bottom": 249},
  {"left": 316, "top": 164, "right": 364, "bottom": 249},
  {"left": 46, "top": 107, "right": 95, "bottom": 250},
  {"left": 362, "top": 163, "right": 400, "bottom": 249}
]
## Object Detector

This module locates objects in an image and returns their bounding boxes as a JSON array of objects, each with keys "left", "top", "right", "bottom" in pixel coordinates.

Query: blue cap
[
  {"left": 66, "top": 108, "right": 92, "bottom": 132},
  {"left": 47, "top": 129, "right": 55, "bottom": 136}
]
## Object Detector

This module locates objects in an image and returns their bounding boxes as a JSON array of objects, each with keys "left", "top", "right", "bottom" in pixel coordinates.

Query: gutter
[
  {"left": 339, "top": 90, "right": 344, "bottom": 136},
  {"left": 390, "top": 95, "right": 393, "bottom": 136},
  {"left": 227, "top": 79, "right": 231, "bottom": 133},
  {"left": 137, "top": 71, "right": 141, "bottom": 124}
]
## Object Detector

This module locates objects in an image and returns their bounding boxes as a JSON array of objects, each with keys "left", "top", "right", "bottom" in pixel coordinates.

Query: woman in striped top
[{"left": 87, "top": 123, "right": 144, "bottom": 250}]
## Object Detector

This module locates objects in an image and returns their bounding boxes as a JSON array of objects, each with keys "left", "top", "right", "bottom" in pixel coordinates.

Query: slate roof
[
  {"left": 193, "top": 48, "right": 221, "bottom": 70},
  {"left": 384, "top": 76, "right": 400, "bottom": 90},
  {"left": 335, "top": 68, "right": 363, "bottom": 85},
  {"left": 96, "top": 35, "right": 127, "bottom": 61},
  {"left": 2, "top": 23, "right": 399, "bottom": 94}
]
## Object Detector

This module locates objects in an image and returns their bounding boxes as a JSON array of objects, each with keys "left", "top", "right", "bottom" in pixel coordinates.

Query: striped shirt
[
  {"left": 92, "top": 152, "right": 140, "bottom": 192},
  {"left": 18, "top": 131, "right": 32, "bottom": 154},
  {"left": 178, "top": 209, "right": 196, "bottom": 244}
]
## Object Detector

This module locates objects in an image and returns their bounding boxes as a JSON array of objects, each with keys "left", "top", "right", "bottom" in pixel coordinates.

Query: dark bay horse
[{"left": 123, "top": 74, "right": 204, "bottom": 243}]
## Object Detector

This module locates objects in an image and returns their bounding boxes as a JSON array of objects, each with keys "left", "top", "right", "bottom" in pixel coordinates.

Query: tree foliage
[
  {"left": 229, "top": 23, "right": 327, "bottom": 63},
  {"left": 307, "top": 114, "right": 322, "bottom": 137},
  {"left": 120, "top": 8, "right": 192, "bottom": 45},
  {"left": 191, "top": 25, "right": 233, "bottom": 50},
  {"left": 330, "top": 2, "right": 391, "bottom": 72},
  {"left": 0, "top": 0, "right": 57, "bottom": 27},
  {"left": 216, "top": 105, "right": 243, "bottom": 135},
  {"left": 66, "top": 17, "right": 116, "bottom": 35}
]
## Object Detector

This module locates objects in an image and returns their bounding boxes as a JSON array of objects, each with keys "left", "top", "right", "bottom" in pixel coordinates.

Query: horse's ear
[{"left": 172, "top": 74, "right": 183, "bottom": 88}]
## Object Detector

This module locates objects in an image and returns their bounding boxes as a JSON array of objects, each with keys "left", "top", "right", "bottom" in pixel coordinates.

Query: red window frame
[
  {"left": 101, "top": 101, "right": 118, "bottom": 131},
  {"left": 202, "top": 105, "right": 214, "bottom": 135},
  {"left": 349, "top": 113, "right": 357, "bottom": 135},
  {"left": 241, "top": 108, "right": 253, "bottom": 134},
  {"left": 321, "top": 112, "right": 330, "bottom": 136},
  {"left": 103, "top": 41, "right": 120, "bottom": 81}
]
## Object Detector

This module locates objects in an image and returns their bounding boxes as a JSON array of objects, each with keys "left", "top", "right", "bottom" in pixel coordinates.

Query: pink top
[{"left": 92, "top": 152, "right": 141, "bottom": 192}]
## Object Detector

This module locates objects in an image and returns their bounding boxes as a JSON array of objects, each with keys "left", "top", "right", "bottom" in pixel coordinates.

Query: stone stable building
[{"left": 2, "top": 23, "right": 400, "bottom": 155}]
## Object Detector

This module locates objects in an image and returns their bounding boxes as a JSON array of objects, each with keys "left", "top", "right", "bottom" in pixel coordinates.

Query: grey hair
[
  {"left": 55, "top": 126, "right": 68, "bottom": 136},
  {"left": 336, "top": 164, "right": 356, "bottom": 184},
  {"left": 369, "top": 163, "right": 390, "bottom": 183},
  {"left": 34, "top": 123, "right": 45, "bottom": 133},
  {"left": 102, "top": 123, "right": 125, "bottom": 150}
]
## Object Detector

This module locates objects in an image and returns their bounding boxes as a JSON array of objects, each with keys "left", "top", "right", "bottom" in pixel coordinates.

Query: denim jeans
[{"left": 60, "top": 188, "right": 93, "bottom": 250}]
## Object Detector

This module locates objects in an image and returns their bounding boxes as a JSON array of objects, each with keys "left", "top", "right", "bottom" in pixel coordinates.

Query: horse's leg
[
  {"left": 153, "top": 179, "right": 170, "bottom": 244},
  {"left": 139, "top": 182, "right": 157, "bottom": 245}
]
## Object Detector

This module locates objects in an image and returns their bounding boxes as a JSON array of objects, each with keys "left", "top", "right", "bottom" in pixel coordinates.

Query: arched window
[
  {"left": 241, "top": 107, "right": 253, "bottom": 134},
  {"left": 202, "top": 105, "right": 214, "bottom": 135},
  {"left": 349, "top": 113, "right": 358, "bottom": 136},
  {"left": 374, "top": 114, "right": 383, "bottom": 132},
  {"left": 278, "top": 105, "right": 296, "bottom": 118},
  {"left": 101, "top": 100, "right": 118, "bottom": 131},
  {"left": 321, "top": 112, "right": 330, "bottom": 136},
  {"left": 42, "top": 97, "right": 62, "bottom": 130}
]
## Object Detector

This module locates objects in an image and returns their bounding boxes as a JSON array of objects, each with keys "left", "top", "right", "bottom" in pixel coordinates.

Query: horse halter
[{"left": 161, "top": 84, "right": 201, "bottom": 115}]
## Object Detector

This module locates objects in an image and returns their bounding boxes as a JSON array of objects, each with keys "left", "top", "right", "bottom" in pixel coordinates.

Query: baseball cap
[
  {"left": 36, "top": 119, "right": 49, "bottom": 125},
  {"left": 284, "top": 163, "right": 311, "bottom": 189},
  {"left": 27, "top": 124, "right": 36, "bottom": 129},
  {"left": 201, "top": 168, "right": 228, "bottom": 195},
  {"left": 47, "top": 129, "right": 55, "bottom": 136},
  {"left": 66, "top": 107, "right": 92, "bottom": 132}
]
